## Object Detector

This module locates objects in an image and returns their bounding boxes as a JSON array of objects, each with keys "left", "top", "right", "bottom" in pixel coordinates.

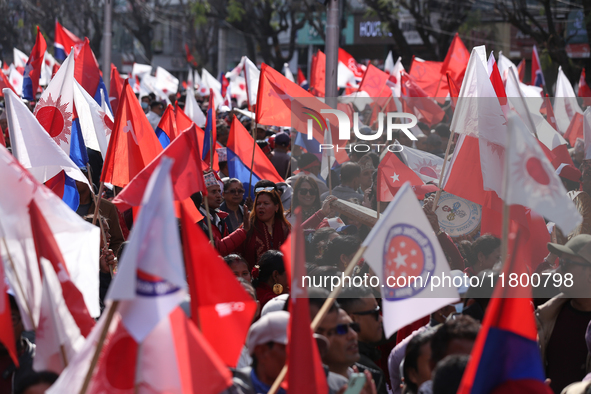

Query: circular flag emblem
[
  {"left": 435, "top": 192, "right": 481, "bottom": 239},
  {"left": 382, "top": 223, "right": 435, "bottom": 300}
]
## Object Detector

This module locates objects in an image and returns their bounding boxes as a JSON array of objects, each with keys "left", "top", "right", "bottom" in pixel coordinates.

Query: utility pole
[
  {"left": 324, "top": 0, "right": 339, "bottom": 109},
  {"left": 103, "top": 0, "right": 112, "bottom": 94}
]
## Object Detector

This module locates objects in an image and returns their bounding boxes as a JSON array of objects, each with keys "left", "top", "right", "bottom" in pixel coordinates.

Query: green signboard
[{"left": 297, "top": 13, "right": 354, "bottom": 46}]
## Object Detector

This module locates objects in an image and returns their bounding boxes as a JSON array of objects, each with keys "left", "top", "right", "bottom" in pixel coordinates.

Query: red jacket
[{"left": 198, "top": 208, "right": 247, "bottom": 256}]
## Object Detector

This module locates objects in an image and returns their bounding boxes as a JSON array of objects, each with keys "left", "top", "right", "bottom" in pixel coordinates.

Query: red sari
[{"left": 241, "top": 219, "right": 290, "bottom": 269}]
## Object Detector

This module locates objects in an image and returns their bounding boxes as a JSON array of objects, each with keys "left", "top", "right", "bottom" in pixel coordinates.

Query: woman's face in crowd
[
  {"left": 256, "top": 193, "right": 278, "bottom": 223},
  {"left": 297, "top": 181, "right": 316, "bottom": 208},
  {"left": 229, "top": 260, "right": 251, "bottom": 282},
  {"left": 223, "top": 181, "right": 245, "bottom": 205}
]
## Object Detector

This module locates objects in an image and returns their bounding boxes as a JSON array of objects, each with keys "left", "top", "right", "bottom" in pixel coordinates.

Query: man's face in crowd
[
  {"left": 256, "top": 127, "right": 267, "bottom": 141},
  {"left": 254, "top": 342, "right": 287, "bottom": 381},
  {"left": 223, "top": 181, "right": 245, "bottom": 205},
  {"left": 152, "top": 104, "right": 164, "bottom": 116},
  {"left": 206, "top": 185, "right": 223, "bottom": 209},
  {"left": 217, "top": 126, "right": 229, "bottom": 146},
  {"left": 349, "top": 296, "right": 383, "bottom": 344},
  {"left": 559, "top": 252, "right": 591, "bottom": 297},
  {"left": 324, "top": 309, "right": 360, "bottom": 369}
]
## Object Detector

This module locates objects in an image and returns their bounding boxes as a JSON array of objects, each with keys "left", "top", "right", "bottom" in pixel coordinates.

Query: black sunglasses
[
  {"left": 559, "top": 258, "right": 590, "bottom": 269},
  {"left": 225, "top": 189, "right": 245, "bottom": 195},
  {"left": 335, "top": 322, "right": 361, "bottom": 335},
  {"left": 298, "top": 188, "right": 315, "bottom": 196},
  {"left": 351, "top": 305, "right": 380, "bottom": 321}
]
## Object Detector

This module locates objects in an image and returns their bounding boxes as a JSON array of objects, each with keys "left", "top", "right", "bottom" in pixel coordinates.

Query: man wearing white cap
[{"left": 229, "top": 311, "right": 289, "bottom": 394}]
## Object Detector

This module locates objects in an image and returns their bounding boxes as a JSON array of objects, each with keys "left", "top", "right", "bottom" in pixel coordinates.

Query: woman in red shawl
[{"left": 240, "top": 188, "right": 291, "bottom": 268}]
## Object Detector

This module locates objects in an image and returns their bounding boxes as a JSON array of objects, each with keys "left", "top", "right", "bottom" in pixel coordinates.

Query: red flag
[
  {"left": 310, "top": 50, "right": 325, "bottom": 97},
  {"left": 377, "top": 151, "right": 437, "bottom": 201},
  {"left": 184, "top": 43, "right": 198, "bottom": 67},
  {"left": 255, "top": 63, "right": 349, "bottom": 163},
  {"left": 74, "top": 38, "right": 101, "bottom": 99},
  {"left": 109, "top": 64, "right": 123, "bottom": 116},
  {"left": 0, "top": 70, "right": 17, "bottom": 97},
  {"left": 516, "top": 59, "right": 526, "bottom": 82},
  {"left": 440, "top": 33, "right": 470, "bottom": 89},
  {"left": 181, "top": 206, "right": 257, "bottom": 367},
  {"left": 297, "top": 67, "right": 307, "bottom": 86},
  {"left": 563, "top": 112, "right": 584, "bottom": 147},
  {"left": 489, "top": 60, "right": 507, "bottom": 106},
  {"left": 358, "top": 64, "right": 390, "bottom": 98},
  {"left": 447, "top": 72, "right": 459, "bottom": 109},
  {"left": 22, "top": 26, "right": 47, "bottom": 101},
  {"left": 286, "top": 208, "right": 329, "bottom": 394},
  {"left": 409, "top": 58, "right": 449, "bottom": 101},
  {"left": 401, "top": 72, "right": 446, "bottom": 126},
  {"left": 113, "top": 124, "right": 207, "bottom": 212},
  {"left": 0, "top": 254, "right": 18, "bottom": 366},
  {"left": 156, "top": 104, "right": 180, "bottom": 143},
  {"left": 101, "top": 79, "right": 163, "bottom": 187},
  {"left": 227, "top": 116, "right": 284, "bottom": 184},
  {"left": 29, "top": 200, "right": 95, "bottom": 337},
  {"left": 579, "top": 68, "right": 591, "bottom": 107}
]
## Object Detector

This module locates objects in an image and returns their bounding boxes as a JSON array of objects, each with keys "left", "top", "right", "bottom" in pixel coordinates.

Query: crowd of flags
[{"left": 0, "top": 20, "right": 590, "bottom": 393}]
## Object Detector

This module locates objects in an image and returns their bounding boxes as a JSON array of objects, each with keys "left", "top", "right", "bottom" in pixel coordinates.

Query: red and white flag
[
  {"left": 579, "top": 68, "right": 591, "bottom": 107},
  {"left": 73, "top": 79, "right": 112, "bottom": 159},
  {"left": 243, "top": 57, "right": 260, "bottom": 108},
  {"left": 0, "top": 145, "right": 100, "bottom": 329},
  {"left": 184, "top": 86, "right": 207, "bottom": 128},
  {"left": 399, "top": 145, "right": 444, "bottom": 184},
  {"left": 505, "top": 112, "right": 581, "bottom": 234},
  {"left": 0, "top": 255, "right": 18, "bottom": 366}
]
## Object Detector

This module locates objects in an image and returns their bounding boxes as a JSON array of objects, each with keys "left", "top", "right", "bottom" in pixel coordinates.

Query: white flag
[
  {"left": 9, "top": 65, "right": 23, "bottom": 97},
  {"left": 184, "top": 87, "right": 207, "bottom": 128},
  {"left": 399, "top": 145, "right": 444, "bottom": 184},
  {"left": 321, "top": 122, "right": 334, "bottom": 181},
  {"left": 107, "top": 157, "right": 186, "bottom": 342},
  {"left": 362, "top": 182, "right": 459, "bottom": 337},
  {"left": 554, "top": 66, "right": 583, "bottom": 135},
  {"left": 243, "top": 57, "right": 260, "bottom": 106},
  {"left": 73, "top": 80, "right": 111, "bottom": 158},
  {"left": 4, "top": 88, "right": 90, "bottom": 186},
  {"left": 201, "top": 68, "right": 223, "bottom": 107},
  {"left": 506, "top": 111, "right": 581, "bottom": 234},
  {"left": 13, "top": 48, "right": 29, "bottom": 68},
  {"left": 283, "top": 63, "right": 295, "bottom": 82},
  {"left": 155, "top": 66, "right": 179, "bottom": 95}
]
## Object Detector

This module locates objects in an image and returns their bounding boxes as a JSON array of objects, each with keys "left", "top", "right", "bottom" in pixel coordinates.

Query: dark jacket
[
  {"left": 2, "top": 337, "right": 36, "bottom": 394},
  {"left": 198, "top": 207, "right": 247, "bottom": 256},
  {"left": 356, "top": 341, "right": 388, "bottom": 394}
]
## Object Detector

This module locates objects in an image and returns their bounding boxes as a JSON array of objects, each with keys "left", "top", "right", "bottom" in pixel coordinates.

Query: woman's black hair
[
  {"left": 223, "top": 253, "right": 247, "bottom": 266},
  {"left": 403, "top": 328, "right": 435, "bottom": 394},
  {"left": 252, "top": 250, "right": 285, "bottom": 288},
  {"left": 465, "top": 234, "right": 501, "bottom": 268},
  {"left": 306, "top": 227, "right": 338, "bottom": 263}
]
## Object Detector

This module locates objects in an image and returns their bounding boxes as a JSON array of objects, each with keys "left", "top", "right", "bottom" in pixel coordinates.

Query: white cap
[
  {"left": 260, "top": 294, "right": 289, "bottom": 317},
  {"left": 246, "top": 311, "right": 289, "bottom": 355}
]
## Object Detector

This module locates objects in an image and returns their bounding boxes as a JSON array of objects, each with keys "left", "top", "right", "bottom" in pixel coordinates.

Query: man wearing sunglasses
[
  {"left": 536, "top": 234, "right": 591, "bottom": 394},
  {"left": 339, "top": 287, "right": 387, "bottom": 394}
]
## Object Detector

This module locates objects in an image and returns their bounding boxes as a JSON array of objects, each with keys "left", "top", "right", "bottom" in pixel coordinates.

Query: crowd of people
[{"left": 1, "top": 71, "right": 591, "bottom": 394}]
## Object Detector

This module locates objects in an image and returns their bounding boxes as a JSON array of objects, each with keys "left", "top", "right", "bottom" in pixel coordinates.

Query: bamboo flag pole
[
  {"left": 79, "top": 300, "right": 120, "bottom": 394},
  {"left": 500, "top": 112, "right": 513, "bottom": 263},
  {"left": 91, "top": 182, "right": 105, "bottom": 225},
  {"left": 431, "top": 126, "right": 455, "bottom": 211},
  {"left": 202, "top": 197, "right": 215, "bottom": 245},
  {"left": 267, "top": 245, "right": 368, "bottom": 394}
]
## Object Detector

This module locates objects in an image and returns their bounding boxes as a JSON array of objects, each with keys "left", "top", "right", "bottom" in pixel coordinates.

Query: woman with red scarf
[{"left": 239, "top": 188, "right": 291, "bottom": 268}]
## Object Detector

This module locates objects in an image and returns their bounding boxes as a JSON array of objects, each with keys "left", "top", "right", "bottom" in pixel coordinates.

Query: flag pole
[
  {"left": 92, "top": 182, "right": 105, "bottom": 225},
  {"left": 377, "top": 201, "right": 380, "bottom": 219},
  {"left": 1, "top": 237, "right": 37, "bottom": 331},
  {"left": 86, "top": 164, "right": 110, "bottom": 254},
  {"left": 500, "top": 111, "right": 512, "bottom": 263},
  {"left": 431, "top": 128, "right": 455, "bottom": 211},
  {"left": 248, "top": 119, "right": 257, "bottom": 199},
  {"left": 267, "top": 244, "right": 368, "bottom": 394},
  {"left": 202, "top": 197, "right": 215, "bottom": 245},
  {"left": 79, "top": 300, "right": 120, "bottom": 394}
]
